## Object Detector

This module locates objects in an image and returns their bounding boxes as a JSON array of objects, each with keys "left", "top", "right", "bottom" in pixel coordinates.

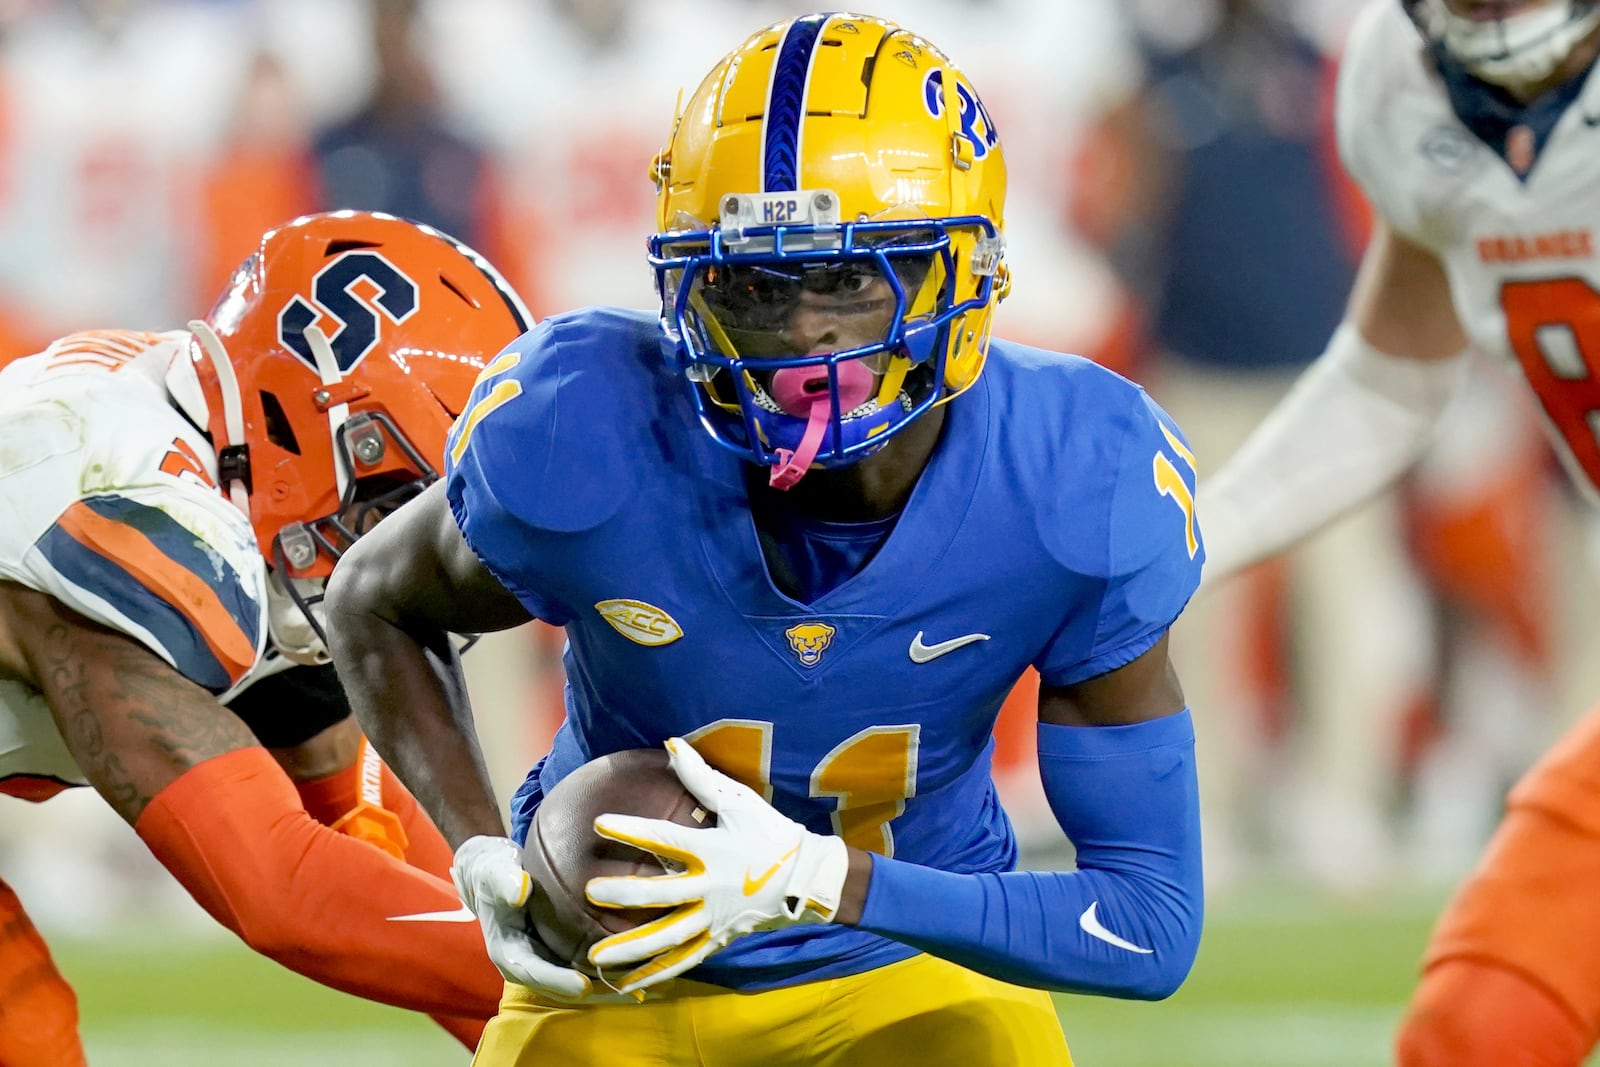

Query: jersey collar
[{"left": 1430, "top": 42, "right": 1598, "bottom": 179}]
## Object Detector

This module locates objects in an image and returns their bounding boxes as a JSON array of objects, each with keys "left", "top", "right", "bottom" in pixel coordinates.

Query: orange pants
[
  {"left": 0, "top": 878, "right": 84, "bottom": 1067},
  {"left": 1399, "top": 705, "right": 1600, "bottom": 1065}
]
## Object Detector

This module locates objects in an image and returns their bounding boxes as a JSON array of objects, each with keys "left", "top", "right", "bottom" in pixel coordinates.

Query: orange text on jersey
[{"left": 1477, "top": 229, "right": 1594, "bottom": 264}]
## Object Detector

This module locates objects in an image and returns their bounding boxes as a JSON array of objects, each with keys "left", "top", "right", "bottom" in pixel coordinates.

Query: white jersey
[
  {"left": 0, "top": 331, "right": 268, "bottom": 798},
  {"left": 1338, "top": 0, "right": 1600, "bottom": 494}
]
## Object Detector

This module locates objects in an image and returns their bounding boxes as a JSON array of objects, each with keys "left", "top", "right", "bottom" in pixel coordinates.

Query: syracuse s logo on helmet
[
  {"left": 596, "top": 598, "right": 684, "bottom": 647},
  {"left": 278, "top": 251, "right": 420, "bottom": 374},
  {"left": 784, "top": 621, "right": 837, "bottom": 667}
]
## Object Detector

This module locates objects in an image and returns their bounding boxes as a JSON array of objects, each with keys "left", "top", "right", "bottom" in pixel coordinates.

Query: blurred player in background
[
  {"left": 329, "top": 13, "right": 1205, "bottom": 1066},
  {"left": 0, "top": 211, "right": 527, "bottom": 1063},
  {"left": 1079, "top": 0, "right": 1563, "bottom": 897},
  {"left": 1073, "top": 0, "right": 1378, "bottom": 891},
  {"left": 1194, "top": 1, "right": 1600, "bottom": 1063},
  {"left": 309, "top": 0, "right": 517, "bottom": 281}
]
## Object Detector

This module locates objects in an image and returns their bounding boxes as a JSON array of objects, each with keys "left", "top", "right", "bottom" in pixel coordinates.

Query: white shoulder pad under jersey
[
  {"left": 0, "top": 331, "right": 269, "bottom": 797},
  {"left": 1338, "top": 0, "right": 1600, "bottom": 496},
  {"left": 0, "top": 331, "right": 268, "bottom": 689}
]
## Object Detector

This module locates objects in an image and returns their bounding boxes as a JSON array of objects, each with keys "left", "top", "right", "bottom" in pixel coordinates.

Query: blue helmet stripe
[{"left": 762, "top": 13, "right": 829, "bottom": 192}]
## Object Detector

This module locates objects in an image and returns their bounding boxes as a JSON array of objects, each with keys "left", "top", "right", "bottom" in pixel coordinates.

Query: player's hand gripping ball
[
  {"left": 450, "top": 834, "right": 596, "bottom": 1001},
  {"left": 521, "top": 747, "right": 716, "bottom": 978},
  {"left": 585, "top": 738, "right": 851, "bottom": 994}
]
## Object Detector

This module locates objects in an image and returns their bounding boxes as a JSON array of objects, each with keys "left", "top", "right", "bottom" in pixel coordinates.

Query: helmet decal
[
  {"left": 923, "top": 69, "right": 999, "bottom": 162},
  {"left": 277, "top": 251, "right": 420, "bottom": 374},
  {"left": 193, "top": 210, "right": 531, "bottom": 590}
]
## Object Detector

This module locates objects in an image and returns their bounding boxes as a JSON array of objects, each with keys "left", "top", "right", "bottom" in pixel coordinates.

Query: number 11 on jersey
[{"left": 684, "top": 719, "right": 920, "bottom": 856}]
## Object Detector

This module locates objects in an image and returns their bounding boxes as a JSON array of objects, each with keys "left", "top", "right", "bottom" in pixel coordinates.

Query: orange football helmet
[{"left": 186, "top": 211, "right": 530, "bottom": 658}]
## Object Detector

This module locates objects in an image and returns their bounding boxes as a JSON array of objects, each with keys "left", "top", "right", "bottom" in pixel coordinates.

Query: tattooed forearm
[
  {"left": 34, "top": 609, "right": 254, "bottom": 825},
  {"left": 38, "top": 629, "right": 142, "bottom": 812},
  {"left": 118, "top": 668, "right": 256, "bottom": 762}
]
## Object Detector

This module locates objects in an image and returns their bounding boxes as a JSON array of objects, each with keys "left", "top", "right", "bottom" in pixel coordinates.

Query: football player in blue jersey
[{"left": 326, "top": 13, "right": 1206, "bottom": 1066}]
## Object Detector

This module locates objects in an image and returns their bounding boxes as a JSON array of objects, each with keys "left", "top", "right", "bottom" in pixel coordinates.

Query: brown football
[{"left": 522, "top": 747, "right": 714, "bottom": 976}]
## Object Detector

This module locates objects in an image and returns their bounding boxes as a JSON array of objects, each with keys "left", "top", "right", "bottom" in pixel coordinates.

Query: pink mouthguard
[{"left": 767, "top": 361, "right": 874, "bottom": 490}]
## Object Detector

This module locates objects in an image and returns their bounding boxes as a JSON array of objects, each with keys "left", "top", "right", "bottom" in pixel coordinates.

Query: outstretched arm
[
  {"left": 0, "top": 580, "right": 257, "bottom": 824},
  {"left": 0, "top": 581, "right": 502, "bottom": 1033},
  {"left": 323, "top": 479, "right": 531, "bottom": 849},
  {"left": 1198, "top": 222, "right": 1471, "bottom": 585}
]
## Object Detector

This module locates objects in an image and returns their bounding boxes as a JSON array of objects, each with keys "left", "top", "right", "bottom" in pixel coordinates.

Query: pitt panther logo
[
  {"left": 595, "top": 598, "right": 684, "bottom": 647},
  {"left": 278, "top": 251, "right": 419, "bottom": 374},
  {"left": 784, "top": 621, "right": 836, "bottom": 667},
  {"left": 922, "top": 69, "right": 998, "bottom": 162}
]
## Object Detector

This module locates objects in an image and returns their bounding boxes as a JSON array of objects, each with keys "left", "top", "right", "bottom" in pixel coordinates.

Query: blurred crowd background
[{"left": 4, "top": 0, "right": 1600, "bottom": 957}]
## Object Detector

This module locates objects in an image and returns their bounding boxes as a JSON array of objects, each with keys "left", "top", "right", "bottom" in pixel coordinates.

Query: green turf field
[{"left": 58, "top": 883, "right": 1445, "bottom": 1066}]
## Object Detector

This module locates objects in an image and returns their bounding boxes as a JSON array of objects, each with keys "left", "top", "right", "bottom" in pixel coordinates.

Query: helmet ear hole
[{"left": 260, "top": 391, "right": 301, "bottom": 455}]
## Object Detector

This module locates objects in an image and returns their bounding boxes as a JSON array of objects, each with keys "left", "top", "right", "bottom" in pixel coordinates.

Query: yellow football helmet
[{"left": 649, "top": 13, "right": 1008, "bottom": 488}]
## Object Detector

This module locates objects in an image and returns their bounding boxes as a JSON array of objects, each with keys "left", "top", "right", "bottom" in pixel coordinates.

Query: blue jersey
[{"left": 446, "top": 307, "right": 1203, "bottom": 990}]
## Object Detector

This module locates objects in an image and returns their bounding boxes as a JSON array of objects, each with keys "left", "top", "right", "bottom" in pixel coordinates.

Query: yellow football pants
[{"left": 472, "top": 952, "right": 1073, "bottom": 1066}]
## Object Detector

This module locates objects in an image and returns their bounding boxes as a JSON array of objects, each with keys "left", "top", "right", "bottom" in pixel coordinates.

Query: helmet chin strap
[
  {"left": 186, "top": 319, "right": 251, "bottom": 517},
  {"left": 265, "top": 568, "right": 331, "bottom": 666},
  {"left": 300, "top": 324, "right": 353, "bottom": 500},
  {"left": 768, "top": 399, "right": 833, "bottom": 490}
]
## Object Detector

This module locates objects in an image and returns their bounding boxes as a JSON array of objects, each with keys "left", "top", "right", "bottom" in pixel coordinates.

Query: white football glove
[
  {"left": 584, "top": 737, "right": 850, "bottom": 994},
  {"left": 450, "top": 835, "right": 597, "bottom": 1001}
]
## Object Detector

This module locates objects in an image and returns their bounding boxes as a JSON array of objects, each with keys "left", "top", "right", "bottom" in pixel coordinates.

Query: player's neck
[{"left": 748, "top": 405, "right": 947, "bottom": 523}]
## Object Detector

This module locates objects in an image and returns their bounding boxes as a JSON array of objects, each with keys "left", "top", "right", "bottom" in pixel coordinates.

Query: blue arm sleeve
[{"left": 854, "top": 709, "right": 1203, "bottom": 999}]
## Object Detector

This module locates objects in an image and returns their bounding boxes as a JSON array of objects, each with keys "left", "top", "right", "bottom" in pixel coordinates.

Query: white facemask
[{"left": 1421, "top": 0, "right": 1600, "bottom": 91}]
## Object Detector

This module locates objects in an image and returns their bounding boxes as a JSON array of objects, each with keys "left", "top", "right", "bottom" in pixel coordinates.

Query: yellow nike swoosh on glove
[{"left": 742, "top": 846, "right": 797, "bottom": 896}]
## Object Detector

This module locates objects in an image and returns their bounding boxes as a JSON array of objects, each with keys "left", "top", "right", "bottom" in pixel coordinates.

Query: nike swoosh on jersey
[
  {"left": 1078, "top": 901, "right": 1153, "bottom": 954},
  {"left": 908, "top": 630, "right": 991, "bottom": 663},
  {"left": 385, "top": 906, "right": 478, "bottom": 923},
  {"left": 743, "top": 846, "right": 799, "bottom": 896}
]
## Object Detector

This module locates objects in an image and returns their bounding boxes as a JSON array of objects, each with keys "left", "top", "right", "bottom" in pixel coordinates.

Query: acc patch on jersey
[{"left": 595, "top": 598, "right": 683, "bottom": 647}]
